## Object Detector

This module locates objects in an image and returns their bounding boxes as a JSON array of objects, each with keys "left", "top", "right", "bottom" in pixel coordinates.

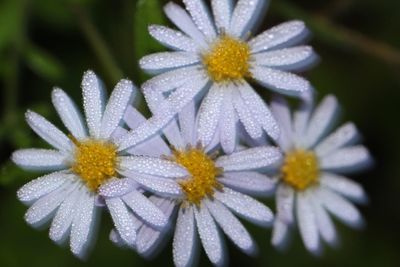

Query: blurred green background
[{"left": 0, "top": 0, "right": 399, "bottom": 266}]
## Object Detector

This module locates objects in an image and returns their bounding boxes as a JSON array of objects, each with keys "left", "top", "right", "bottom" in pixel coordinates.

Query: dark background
[{"left": 0, "top": 0, "right": 399, "bottom": 266}]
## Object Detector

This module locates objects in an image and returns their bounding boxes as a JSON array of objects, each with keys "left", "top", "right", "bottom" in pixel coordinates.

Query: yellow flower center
[
  {"left": 281, "top": 149, "right": 319, "bottom": 190},
  {"left": 71, "top": 137, "right": 118, "bottom": 192},
  {"left": 171, "top": 146, "right": 222, "bottom": 206},
  {"left": 203, "top": 35, "right": 251, "bottom": 83}
]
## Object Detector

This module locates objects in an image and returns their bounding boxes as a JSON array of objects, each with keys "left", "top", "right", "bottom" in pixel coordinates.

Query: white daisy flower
[
  {"left": 12, "top": 70, "right": 170, "bottom": 258},
  {"left": 140, "top": 0, "right": 316, "bottom": 153},
  {"left": 100, "top": 101, "right": 281, "bottom": 267},
  {"left": 268, "top": 94, "right": 371, "bottom": 254}
]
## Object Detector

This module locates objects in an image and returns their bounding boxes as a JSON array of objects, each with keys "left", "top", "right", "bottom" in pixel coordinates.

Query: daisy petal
[
  {"left": 179, "top": 101, "right": 197, "bottom": 145},
  {"left": 119, "top": 156, "right": 187, "bottom": 178},
  {"left": 194, "top": 205, "right": 224, "bottom": 266},
  {"left": 220, "top": 171, "right": 274, "bottom": 196},
  {"left": 106, "top": 197, "right": 136, "bottom": 246},
  {"left": 211, "top": 0, "right": 233, "bottom": 31},
  {"left": 310, "top": 195, "right": 337, "bottom": 246},
  {"left": 206, "top": 199, "right": 255, "bottom": 255},
  {"left": 82, "top": 70, "right": 106, "bottom": 138},
  {"left": 123, "top": 191, "right": 167, "bottom": 229},
  {"left": 303, "top": 95, "right": 339, "bottom": 148},
  {"left": 70, "top": 192, "right": 98, "bottom": 258},
  {"left": 140, "top": 52, "right": 200, "bottom": 74},
  {"left": 216, "top": 146, "right": 282, "bottom": 171},
  {"left": 219, "top": 93, "right": 238, "bottom": 154},
  {"left": 320, "top": 146, "right": 371, "bottom": 172},
  {"left": 215, "top": 188, "right": 273, "bottom": 226},
  {"left": 49, "top": 186, "right": 81, "bottom": 244},
  {"left": 315, "top": 123, "right": 359, "bottom": 157},
  {"left": 164, "top": 2, "right": 206, "bottom": 45},
  {"left": 163, "top": 119, "right": 185, "bottom": 149},
  {"left": 320, "top": 172, "right": 367, "bottom": 203},
  {"left": 100, "top": 79, "right": 134, "bottom": 139},
  {"left": 173, "top": 207, "right": 197, "bottom": 267},
  {"left": 271, "top": 219, "right": 290, "bottom": 249},
  {"left": 26, "top": 110, "right": 72, "bottom": 152},
  {"left": 98, "top": 178, "right": 137, "bottom": 198},
  {"left": 109, "top": 229, "right": 128, "bottom": 248},
  {"left": 253, "top": 46, "right": 316, "bottom": 71},
  {"left": 24, "top": 182, "right": 73, "bottom": 227},
  {"left": 238, "top": 82, "right": 279, "bottom": 140},
  {"left": 230, "top": 0, "right": 268, "bottom": 38},
  {"left": 12, "top": 149, "right": 67, "bottom": 171},
  {"left": 52, "top": 88, "right": 87, "bottom": 139},
  {"left": 296, "top": 192, "right": 320, "bottom": 254},
  {"left": 317, "top": 187, "right": 363, "bottom": 228},
  {"left": 17, "top": 171, "right": 71, "bottom": 204},
  {"left": 249, "top": 20, "right": 308, "bottom": 53},
  {"left": 197, "top": 84, "right": 225, "bottom": 147},
  {"left": 128, "top": 173, "right": 183, "bottom": 197},
  {"left": 292, "top": 99, "right": 313, "bottom": 147},
  {"left": 149, "top": 25, "right": 198, "bottom": 52},
  {"left": 252, "top": 66, "right": 312, "bottom": 99},
  {"left": 271, "top": 96, "right": 293, "bottom": 150},
  {"left": 276, "top": 184, "right": 294, "bottom": 224},
  {"left": 183, "top": 0, "right": 216, "bottom": 38}
]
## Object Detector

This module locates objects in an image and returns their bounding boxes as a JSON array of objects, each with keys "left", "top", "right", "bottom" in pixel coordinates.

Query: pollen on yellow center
[
  {"left": 71, "top": 137, "right": 118, "bottom": 192},
  {"left": 203, "top": 35, "right": 251, "bottom": 83},
  {"left": 281, "top": 149, "right": 319, "bottom": 191},
  {"left": 171, "top": 146, "right": 222, "bottom": 206}
]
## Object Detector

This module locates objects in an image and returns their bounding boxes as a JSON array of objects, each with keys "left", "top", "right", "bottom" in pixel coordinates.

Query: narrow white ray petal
[
  {"left": 230, "top": 0, "right": 268, "bottom": 38},
  {"left": 100, "top": 79, "right": 134, "bottom": 139},
  {"left": 292, "top": 99, "right": 313, "bottom": 147},
  {"left": 219, "top": 92, "right": 237, "bottom": 154},
  {"left": 303, "top": 95, "right": 339, "bottom": 148},
  {"left": 320, "top": 172, "right": 367, "bottom": 203},
  {"left": 163, "top": 119, "right": 185, "bottom": 149},
  {"left": 220, "top": 171, "right": 275, "bottom": 196},
  {"left": 194, "top": 205, "right": 224, "bottom": 266},
  {"left": 270, "top": 96, "right": 294, "bottom": 151},
  {"left": 249, "top": 20, "right": 308, "bottom": 53},
  {"left": 106, "top": 197, "right": 137, "bottom": 246},
  {"left": 197, "top": 84, "right": 225, "bottom": 147},
  {"left": 123, "top": 191, "right": 167, "bottom": 229},
  {"left": 24, "top": 181, "right": 74, "bottom": 228},
  {"left": 253, "top": 46, "right": 316, "bottom": 71},
  {"left": 251, "top": 66, "right": 312, "bottom": 99},
  {"left": 315, "top": 123, "right": 359, "bottom": 157},
  {"left": 296, "top": 191, "right": 320, "bottom": 254},
  {"left": 119, "top": 156, "right": 187, "bottom": 178},
  {"left": 206, "top": 199, "right": 255, "bottom": 254},
  {"left": 51, "top": 88, "right": 87, "bottom": 139},
  {"left": 140, "top": 52, "right": 200, "bottom": 74},
  {"left": 109, "top": 229, "right": 128, "bottom": 248},
  {"left": 49, "top": 185, "right": 82, "bottom": 244},
  {"left": 211, "top": 0, "right": 233, "bottom": 31},
  {"left": 182, "top": 0, "right": 216, "bottom": 39},
  {"left": 26, "top": 110, "right": 72, "bottom": 152},
  {"left": 179, "top": 101, "right": 197, "bottom": 145},
  {"left": 149, "top": 25, "right": 199, "bottom": 52},
  {"left": 310, "top": 194, "right": 337, "bottom": 246},
  {"left": 216, "top": 146, "right": 282, "bottom": 171},
  {"left": 271, "top": 219, "right": 290, "bottom": 249},
  {"left": 17, "top": 171, "right": 72, "bottom": 203},
  {"left": 232, "top": 87, "right": 263, "bottom": 139},
  {"left": 317, "top": 187, "right": 363, "bottom": 228},
  {"left": 215, "top": 188, "right": 273, "bottom": 226},
  {"left": 173, "top": 207, "right": 197, "bottom": 267},
  {"left": 12, "top": 149, "right": 67, "bottom": 171},
  {"left": 82, "top": 70, "right": 106, "bottom": 138},
  {"left": 128, "top": 173, "right": 183, "bottom": 197},
  {"left": 320, "top": 145, "right": 371, "bottom": 172},
  {"left": 276, "top": 184, "right": 294, "bottom": 224},
  {"left": 98, "top": 177, "right": 137, "bottom": 198},
  {"left": 70, "top": 192, "right": 98, "bottom": 258},
  {"left": 237, "top": 82, "right": 279, "bottom": 140}
]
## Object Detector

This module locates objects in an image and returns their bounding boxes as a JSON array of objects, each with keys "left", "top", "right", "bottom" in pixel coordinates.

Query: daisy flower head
[
  {"left": 140, "top": 0, "right": 317, "bottom": 153},
  {"left": 103, "top": 101, "right": 282, "bottom": 267},
  {"left": 12, "top": 70, "right": 169, "bottom": 258},
  {"left": 268, "top": 94, "right": 372, "bottom": 254}
]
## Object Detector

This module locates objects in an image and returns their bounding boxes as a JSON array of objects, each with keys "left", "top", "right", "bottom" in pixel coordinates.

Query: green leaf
[{"left": 0, "top": 0, "right": 26, "bottom": 52}]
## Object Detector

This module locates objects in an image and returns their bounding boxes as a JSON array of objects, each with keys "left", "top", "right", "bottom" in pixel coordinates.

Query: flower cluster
[{"left": 11, "top": 0, "right": 371, "bottom": 266}]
